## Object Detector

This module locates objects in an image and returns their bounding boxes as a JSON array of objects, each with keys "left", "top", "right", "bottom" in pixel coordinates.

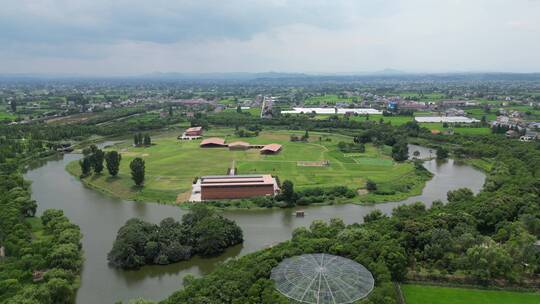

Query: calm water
[{"left": 24, "top": 145, "right": 485, "bottom": 304}]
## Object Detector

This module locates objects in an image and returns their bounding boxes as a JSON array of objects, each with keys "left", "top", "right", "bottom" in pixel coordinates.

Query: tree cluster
[
  {"left": 133, "top": 133, "right": 151, "bottom": 147},
  {"left": 107, "top": 205, "right": 243, "bottom": 269},
  {"left": 79, "top": 145, "right": 119, "bottom": 178}
]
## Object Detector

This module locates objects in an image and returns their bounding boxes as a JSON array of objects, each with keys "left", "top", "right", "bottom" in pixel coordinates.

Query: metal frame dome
[{"left": 270, "top": 253, "right": 375, "bottom": 304}]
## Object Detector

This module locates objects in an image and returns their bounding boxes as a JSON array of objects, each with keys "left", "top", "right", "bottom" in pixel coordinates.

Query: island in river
[{"left": 66, "top": 129, "right": 433, "bottom": 207}]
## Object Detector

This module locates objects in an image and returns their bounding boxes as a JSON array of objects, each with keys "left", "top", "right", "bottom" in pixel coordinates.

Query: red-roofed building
[
  {"left": 185, "top": 126, "right": 203, "bottom": 136},
  {"left": 199, "top": 175, "right": 279, "bottom": 200},
  {"left": 260, "top": 143, "right": 282, "bottom": 154},
  {"left": 200, "top": 137, "right": 226, "bottom": 147}
]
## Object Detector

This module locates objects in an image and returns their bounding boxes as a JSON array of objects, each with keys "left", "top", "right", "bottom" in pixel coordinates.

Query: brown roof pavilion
[
  {"left": 260, "top": 143, "right": 282, "bottom": 154},
  {"left": 200, "top": 137, "right": 226, "bottom": 147}
]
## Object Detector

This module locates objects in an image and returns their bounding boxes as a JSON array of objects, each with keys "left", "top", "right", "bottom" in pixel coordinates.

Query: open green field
[
  {"left": 67, "top": 129, "right": 424, "bottom": 204},
  {"left": 402, "top": 284, "right": 540, "bottom": 304}
]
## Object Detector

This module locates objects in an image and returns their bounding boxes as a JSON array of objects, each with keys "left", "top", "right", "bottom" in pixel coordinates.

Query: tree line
[{"left": 78, "top": 144, "right": 146, "bottom": 186}]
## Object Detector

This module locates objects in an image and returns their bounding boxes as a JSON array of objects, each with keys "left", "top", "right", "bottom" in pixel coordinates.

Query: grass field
[
  {"left": 402, "top": 284, "right": 540, "bottom": 304},
  {"left": 67, "top": 129, "right": 424, "bottom": 204}
]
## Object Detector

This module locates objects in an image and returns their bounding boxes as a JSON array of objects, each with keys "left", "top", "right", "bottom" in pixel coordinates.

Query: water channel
[{"left": 24, "top": 145, "right": 486, "bottom": 303}]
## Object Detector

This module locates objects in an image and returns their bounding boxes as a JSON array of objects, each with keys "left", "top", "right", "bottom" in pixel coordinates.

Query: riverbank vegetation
[
  {"left": 0, "top": 176, "right": 82, "bottom": 303},
  {"left": 108, "top": 205, "right": 243, "bottom": 269},
  {"left": 0, "top": 127, "right": 84, "bottom": 303}
]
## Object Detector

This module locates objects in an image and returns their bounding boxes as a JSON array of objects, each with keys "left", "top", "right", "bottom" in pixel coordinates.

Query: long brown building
[{"left": 199, "top": 175, "right": 279, "bottom": 200}]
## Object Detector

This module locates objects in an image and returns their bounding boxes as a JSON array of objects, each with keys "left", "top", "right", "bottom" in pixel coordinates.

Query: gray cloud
[
  {"left": 0, "top": 0, "right": 387, "bottom": 44},
  {"left": 0, "top": 0, "right": 539, "bottom": 74}
]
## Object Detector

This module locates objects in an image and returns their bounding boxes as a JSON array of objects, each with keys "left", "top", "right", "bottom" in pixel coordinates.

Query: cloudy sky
[{"left": 1, "top": 0, "right": 539, "bottom": 75}]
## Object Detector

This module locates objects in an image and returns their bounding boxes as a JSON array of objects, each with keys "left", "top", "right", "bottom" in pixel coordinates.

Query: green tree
[
  {"left": 79, "top": 157, "right": 92, "bottom": 177},
  {"left": 92, "top": 149, "right": 105, "bottom": 174},
  {"left": 391, "top": 141, "right": 408, "bottom": 162},
  {"left": 366, "top": 180, "right": 377, "bottom": 191},
  {"left": 130, "top": 157, "right": 145, "bottom": 186},
  {"left": 143, "top": 134, "right": 151, "bottom": 146},
  {"left": 281, "top": 180, "right": 296, "bottom": 205},
  {"left": 436, "top": 147, "right": 449, "bottom": 159},
  {"left": 105, "top": 151, "right": 121, "bottom": 176}
]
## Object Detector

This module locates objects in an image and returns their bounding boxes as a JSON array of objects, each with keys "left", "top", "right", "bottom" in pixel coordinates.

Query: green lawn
[
  {"left": 402, "top": 284, "right": 540, "bottom": 304},
  {"left": 67, "top": 129, "right": 423, "bottom": 204}
]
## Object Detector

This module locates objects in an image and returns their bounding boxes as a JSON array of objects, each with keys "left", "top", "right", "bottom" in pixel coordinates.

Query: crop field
[
  {"left": 402, "top": 284, "right": 540, "bottom": 304},
  {"left": 67, "top": 129, "right": 419, "bottom": 204}
]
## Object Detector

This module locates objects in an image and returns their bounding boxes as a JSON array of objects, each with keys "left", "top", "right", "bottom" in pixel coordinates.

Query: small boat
[{"left": 295, "top": 210, "right": 305, "bottom": 217}]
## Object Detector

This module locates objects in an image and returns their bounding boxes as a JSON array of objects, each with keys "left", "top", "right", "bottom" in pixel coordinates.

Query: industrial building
[{"left": 195, "top": 175, "right": 280, "bottom": 200}]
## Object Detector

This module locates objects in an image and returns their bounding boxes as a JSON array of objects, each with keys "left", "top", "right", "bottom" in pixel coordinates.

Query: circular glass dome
[{"left": 270, "top": 253, "right": 375, "bottom": 304}]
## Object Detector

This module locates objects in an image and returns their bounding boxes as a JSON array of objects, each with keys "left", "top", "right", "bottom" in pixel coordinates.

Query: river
[{"left": 24, "top": 145, "right": 485, "bottom": 304}]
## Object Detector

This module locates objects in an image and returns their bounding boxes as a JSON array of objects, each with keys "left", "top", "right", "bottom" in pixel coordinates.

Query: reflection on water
[{"left": 24, "top": 144, "right": 486, "bottom": 304}]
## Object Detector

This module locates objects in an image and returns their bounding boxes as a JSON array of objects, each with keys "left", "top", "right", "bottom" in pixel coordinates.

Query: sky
[{"left": 1, "top": 0, "right": 539, "bottom": 75}]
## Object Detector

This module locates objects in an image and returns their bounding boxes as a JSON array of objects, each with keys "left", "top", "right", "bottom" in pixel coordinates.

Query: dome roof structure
[{"left": 270, "top": 253, "right": 375, "bottom": 304}]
